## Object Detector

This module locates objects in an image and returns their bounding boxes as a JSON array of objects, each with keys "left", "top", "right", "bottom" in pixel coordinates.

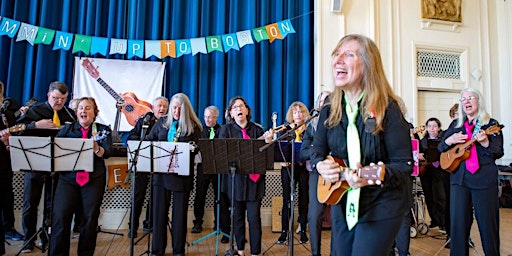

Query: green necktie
[
  {"left": 345, "top": 95, "right": 361, "bottom": 230},
  {"left": 209, "top": 127, "right": 215, "bottom": 139}
]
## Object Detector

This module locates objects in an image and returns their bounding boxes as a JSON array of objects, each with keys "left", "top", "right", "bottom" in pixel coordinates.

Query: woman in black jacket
[{"left": 145, "top": 93, "right": 202, "bottom": 256}]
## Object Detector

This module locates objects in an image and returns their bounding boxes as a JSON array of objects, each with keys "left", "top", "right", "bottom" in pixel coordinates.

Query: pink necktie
[
  {"left": 241, "top": 128, "right": 260, "bottom": 182},
  {"left": 77, "top": 127, "right": 90, "bottom": 186},
  {"left": 464, "top": 121, "right": 479, "bottom": 174}
]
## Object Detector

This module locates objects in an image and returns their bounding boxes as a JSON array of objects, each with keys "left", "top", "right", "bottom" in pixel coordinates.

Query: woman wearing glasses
[
  {"left": 438, "top": 88, "right": 503, "bottom": 256},
  {"left": 218, "top": 96, "right": 272, "bottom": 256}
]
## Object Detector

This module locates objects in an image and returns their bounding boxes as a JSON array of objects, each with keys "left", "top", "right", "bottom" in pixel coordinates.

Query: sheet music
[
  {"left": 127, "top": 141, "right": 153, "bottom": 172},
  {"left": 127, "top": 141, "right": 191, "bottom": 175},
  {"left": 54, "top": 138, "right": 94, "bottom": 172},
  {"left": 9, "top": 136, "right": 52, "bottom": 172}
]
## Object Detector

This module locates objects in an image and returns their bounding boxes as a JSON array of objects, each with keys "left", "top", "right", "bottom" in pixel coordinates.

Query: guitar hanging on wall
[{"left": 81, "top": 58, "right": 153, "bottom": 126}]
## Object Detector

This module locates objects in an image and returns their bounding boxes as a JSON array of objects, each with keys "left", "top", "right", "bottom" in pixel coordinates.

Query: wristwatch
[{"left": 94, "top": 148, "right": 100, "bottom": 154}]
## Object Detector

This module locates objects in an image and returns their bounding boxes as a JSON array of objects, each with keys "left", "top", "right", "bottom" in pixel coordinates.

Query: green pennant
[
  {"left": 34, "top": 27, "right": 55, "bottom": 45},
  {"left": 206, "top": 36, "right": 223, "bottom": 53},
  {"left": 252, "top": 27, "right": 269, "bottom": 42},
  {"left": 72, "top": 34, "right": 92, "bottom": 54}
]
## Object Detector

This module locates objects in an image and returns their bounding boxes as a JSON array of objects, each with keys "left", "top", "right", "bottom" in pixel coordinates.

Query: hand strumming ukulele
[
  {"left": 440, "top": 124, "right": 503, "bottom": 172},
  {"left": 317, "top": 155, "right": 386, "bottom": 205}
]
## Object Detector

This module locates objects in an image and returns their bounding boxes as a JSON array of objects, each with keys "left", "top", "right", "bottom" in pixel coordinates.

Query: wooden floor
[{"left": 5, "top": 208, "right": 512, "bottom": 256}]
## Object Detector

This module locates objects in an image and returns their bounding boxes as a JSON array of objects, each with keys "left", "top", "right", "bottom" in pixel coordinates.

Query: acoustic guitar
[
  {"left": 81, "top": 58, "right": 153, "bottom": 126},
  {"left": 2, "top": 124, "right": 26, "bottom": 134},
  {"left": 317, "top": 155, "right": 386, "bottom": 205},
  {"left": 440, "top": 124, "right": 503, "bottom": 172}
]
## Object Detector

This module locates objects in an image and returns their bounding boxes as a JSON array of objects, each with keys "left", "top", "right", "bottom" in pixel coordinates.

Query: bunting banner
[{"left": 0, "top": 16, "right": 296, "bottom": 60}]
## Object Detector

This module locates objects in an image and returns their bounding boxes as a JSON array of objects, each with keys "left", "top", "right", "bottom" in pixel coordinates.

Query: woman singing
[
  {"left": 276, "top": 101, "right": 310, "bottom": 244},
  {"left": 218, "top": 96, "right": 272, "bottom": 256},
  {"left": 50, "top": 97, "right": 112, "bottom": 256},
  {"left": 311, "top": 34, "right": 412, "bottom": 255},
  {"left": 145, "top": 93, "right": 202, "bottom": 256},
  {"left": 438, "top": 88, "right": 503, "bottom": 256}
]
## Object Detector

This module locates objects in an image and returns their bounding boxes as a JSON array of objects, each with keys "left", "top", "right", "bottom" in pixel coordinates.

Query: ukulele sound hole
[{"left": 125, "top": 105, "right": 134, "bottom": 112}]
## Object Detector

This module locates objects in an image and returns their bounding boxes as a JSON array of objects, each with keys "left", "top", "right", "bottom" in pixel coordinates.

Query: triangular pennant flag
[
  {"left": 90, "top": 37, "right": 109, "bottom": 56},
  {"left": 252, "top": 27, "right": 269, "bottom": 43},
  {"left": 0, "top": 18, "right": 21, "bottom": 38},
  {"left": 72, "top": 34, "right": 92, "bottom": 54},
  {"left": 53, "top": 31, "right": 74, "bottom": 51},
  {"left": 277, "top": 19, "right": 296, "bottom": 38},
  {"left": 265, "top": 23, "right": 283, "bottom": 43},
  {"left": 128, "top": 40, "right": 144, "bottom": 58},
  {"left": 236, "top": 30, "right": 254, "bottom": 48},
  {"left": 222, "top": 33, "right": 240, "bottom": 52},
  {"left": 109, "top": 39, "right": 128, "bottom": 54},
  {"left": 175, "top": 39, "right": 191, "bottom": 57},
  {"left": 34, "top": 27, "right": 55, "bottom": 45},
  {"left": 161, "top": 40, "right": 176, "bottom": 58},
  {"left": 145, "top": 40, "right": 161, "bottom": 59},
  {"left": 16, "top": 23, "right": 38, "bottom": 45},
  {"left": 206, "top": 36, "right": 223, "bottom": 53},
  {"left": 190, "top": 37, "right": 207, "bottom": 55}
]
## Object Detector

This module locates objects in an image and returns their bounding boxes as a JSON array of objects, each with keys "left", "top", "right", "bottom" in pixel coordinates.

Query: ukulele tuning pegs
[
  {"left": 369, "top": 162, "right": 375, "bottom": 166},
  {"left": 377, "top": 161, "right": 384, "bottom": 165}
]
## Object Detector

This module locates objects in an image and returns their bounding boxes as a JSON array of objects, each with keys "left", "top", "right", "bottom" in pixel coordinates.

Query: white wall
[{"left": 315, "top": 0, "right": 512, "bottom": 164}]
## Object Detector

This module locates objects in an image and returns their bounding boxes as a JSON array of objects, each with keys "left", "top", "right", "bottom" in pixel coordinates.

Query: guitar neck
[{"left": 97, "top": 78, "right": 123, "bottom": 102}]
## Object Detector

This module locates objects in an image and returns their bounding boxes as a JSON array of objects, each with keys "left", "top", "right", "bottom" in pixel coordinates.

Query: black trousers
[
  {"left": 129, "top": 172, "right": 151, "bottom": 230},
  {"left": 22, "top": 172, "right": 56, "bottom": 245},
  {"left": 450, "top": 184, "right": 500, "bottom": 256},
  {"left": 280, "top": 164, "right": 309, "bottom": 231},
  {"left": 0, "top": 174, "right": 6, "bottom": 255},
  {"left": 331, "top": 204, "right": 402, "bottom": 256},
  {"left": 307, "top": 171, "right": 327, "bottom": 255},
  {"left": 232, "top": 199, "right": 262, "bottom": 255},
  {"left": 151, "top": 185, "right": 189, "bottom": 255},
  {"left": 49, "top": 173, "right": 106, "bottom": 256},
  {"left": 193, "top": 164, "right": 217, "bottom": 225},
  {"left": 420, "top": 167, "right": 446, "bottom": 227},
  {"left": 0, "top": 171, "right": 15, "bottom": 230}
]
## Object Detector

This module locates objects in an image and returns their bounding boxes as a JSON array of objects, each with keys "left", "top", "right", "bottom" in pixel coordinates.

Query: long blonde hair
[
  {"left": 166, "top": 93, "right": 203, "bottom": 135},
  {"left": 326, "top": 34, "right": 399, "bottom": 134}
]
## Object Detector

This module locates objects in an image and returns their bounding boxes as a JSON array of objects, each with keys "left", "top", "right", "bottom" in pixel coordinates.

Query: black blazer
[
  {"left": 218, "top": 122, "right": 266, "bottom": 201},
  {"left": 17, "top": 101, "right": 76, "bottom": 129},
  {"left": 310, "top": 98, "right": 413, "bottom": 222},
  {"left": 145, "top": 116, "right": 201, "bottom": 192},
  {"left": 438, "top": 118, "right": 504, "bottom": 189}
]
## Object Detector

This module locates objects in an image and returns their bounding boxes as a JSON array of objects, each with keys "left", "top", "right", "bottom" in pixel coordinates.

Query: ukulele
[
  {"left": 14, "top": 98, "right": 38, "bottom": 118},
  {"left": 1, "top": 124, "right": 27, "bottom": 134},
  {"left": 440, "top": 124, "right": 503, "bottom": 172},
  {"left": 81, "top": 58, "right": 153, "bottom": 126},
  {"left": 317, "top": 155, "right": 386, "bottom": 205}
]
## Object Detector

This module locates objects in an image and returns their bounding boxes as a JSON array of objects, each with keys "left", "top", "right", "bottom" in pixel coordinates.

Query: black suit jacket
[
  {"left": 310, "top": 98, "right": 413, "bottom": 222},
  {"left": 145, "top": 116, "right": 201, "bottom": 192},
  {"left": 17, "top": 101, "right": 76, "bottom": 129}
]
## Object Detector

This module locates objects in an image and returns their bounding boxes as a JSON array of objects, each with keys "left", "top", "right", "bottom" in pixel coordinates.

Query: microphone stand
[
  {"left": 127, "top": 122, "right": 149, "bottom": 256},
  {"left": 259, "top": 111, "right": 319, "bottom": 256}
]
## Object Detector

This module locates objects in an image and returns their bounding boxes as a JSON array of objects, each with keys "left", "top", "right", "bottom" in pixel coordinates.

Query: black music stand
[
  {"left": 199, "top": 139, "right": 273, "bottom": 256},
  {"left": 190, "top": 139, "right": 233, "bottom": 255},
  {"left": 126, "top": 137, "right": 153, "bottom": 256},
  {"left": 9, "top": 135, "right": 93, "bottom": 256}
]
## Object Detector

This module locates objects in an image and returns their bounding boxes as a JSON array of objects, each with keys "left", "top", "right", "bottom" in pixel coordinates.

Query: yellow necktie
[{"left": 53, "top": 110, "right": 61, "bottom": 126}]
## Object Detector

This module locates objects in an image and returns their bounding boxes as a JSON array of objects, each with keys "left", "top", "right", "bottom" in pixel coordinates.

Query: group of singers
[{"left": 0, "top": 33, "right": 505, "bottom": 256}]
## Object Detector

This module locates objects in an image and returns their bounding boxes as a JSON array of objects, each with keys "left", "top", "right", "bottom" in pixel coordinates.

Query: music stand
[
  {"left": 199, "top": 139, "right": 273, "bottom": 256},
  {"left": 127, "top": 140, "right": 153, "bottom": 256},
  {"left": 10, "top": 136, "right": 93, "bottom": 256},
  {"left": 189, "top": 139, "right": 234, "bottom": 255}
]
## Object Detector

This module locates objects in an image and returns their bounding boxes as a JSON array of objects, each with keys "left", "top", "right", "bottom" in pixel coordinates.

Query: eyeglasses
[
  {"left": 459, "top": 96, "right": 478, "bottom": 102},
  {"left": 232, "top": 104, "right": 246, "bottom": 110}
]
